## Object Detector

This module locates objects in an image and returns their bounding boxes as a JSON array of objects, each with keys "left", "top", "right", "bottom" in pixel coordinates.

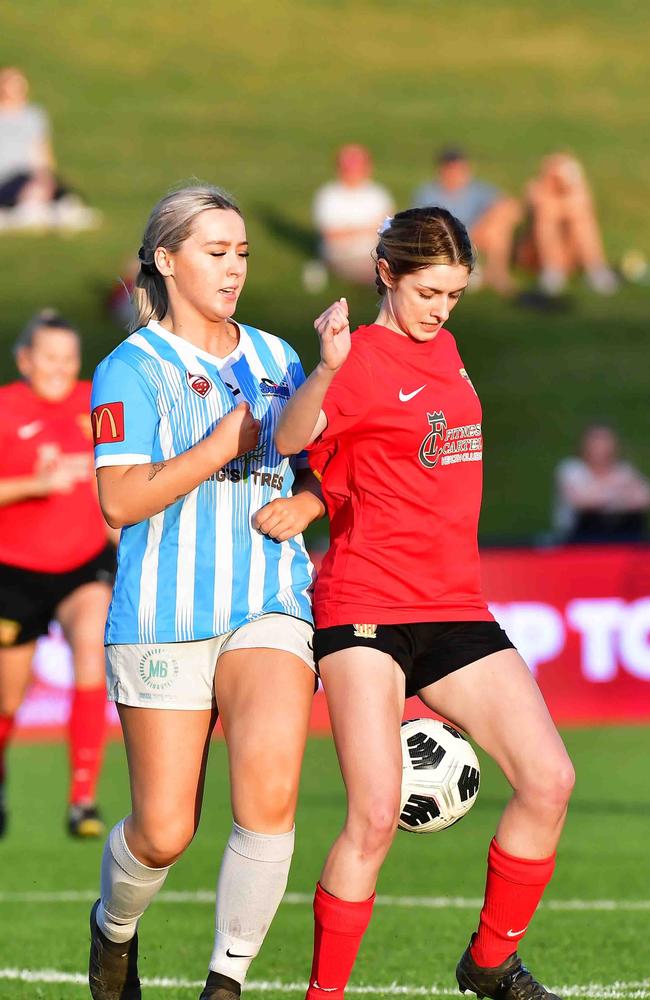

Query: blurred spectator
[
  {"left": 0, "top": 66, "right": 99, "bottom": 231},
  {"left": 311, "top": 143, "right": 394, "bottom": 285},
  {"left": 520, "top": 153, "right": 619, "bottom": 297},
  {"left": 554, "top": 425, "right": 650, "bottom": 542},
  {"left": 412, "top": 147, "right": 521, "bottom": 295}
]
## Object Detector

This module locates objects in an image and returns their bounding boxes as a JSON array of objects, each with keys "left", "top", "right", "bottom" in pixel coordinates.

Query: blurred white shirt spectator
[
  {"left": 312, "top": 144, "right": 393, "bottom": 285},
  {"left": 0, "top": 66, "right": 99, "bottom": 231}
]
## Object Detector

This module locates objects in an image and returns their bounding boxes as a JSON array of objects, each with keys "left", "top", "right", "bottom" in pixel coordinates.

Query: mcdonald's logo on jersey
[{"left": 91, "top": 402, "right": 125, "bottom": 444}]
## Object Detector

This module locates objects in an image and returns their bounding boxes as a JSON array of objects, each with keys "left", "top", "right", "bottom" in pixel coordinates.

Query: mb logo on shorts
[{"left": 138, "top": 648, "right": 179, "bottom": 691}]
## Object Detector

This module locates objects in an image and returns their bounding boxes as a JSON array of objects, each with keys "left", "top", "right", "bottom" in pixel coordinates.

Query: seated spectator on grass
[
  {"left": 312, "top": 144, "right": 394, "bottom": 285},
  {"left": 554, "top": 425, "right": 650, "bottom": 542},
  {"left": 520, "top": 153, "right": 619, "bottom": 297},
  {"left": 412, "top": 146, "right": 521, "bottom": 295},
  {"left": 0, "top": 66, "right": 99, "bottom": 231}
]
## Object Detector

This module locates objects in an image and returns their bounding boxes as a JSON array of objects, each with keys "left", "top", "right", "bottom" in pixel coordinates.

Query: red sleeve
[
  {"left": 317, "top": 337, "right": 373, "bottom": 443},
  {"left": 0, "top": 386, "right": 13, "bottom": 452}
]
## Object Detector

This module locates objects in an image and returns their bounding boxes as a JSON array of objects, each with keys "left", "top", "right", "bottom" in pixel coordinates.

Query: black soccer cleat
[
  {"left": 199, "top": 971, "right": 242, "bottom": 1000},
  {"left": 89, "top": 899, "right": 141, "bottom": 1000},
  {"left": 68, "top": 803, "right": 105, "bottom": 839},
  {"left": 456, "top": 937, "right": 561, "bottom": 1000}
]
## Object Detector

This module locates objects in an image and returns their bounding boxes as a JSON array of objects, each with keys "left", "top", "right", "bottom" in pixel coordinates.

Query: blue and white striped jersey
[{"left": 92, "top": 320, "right": 314, "bottom": 644}]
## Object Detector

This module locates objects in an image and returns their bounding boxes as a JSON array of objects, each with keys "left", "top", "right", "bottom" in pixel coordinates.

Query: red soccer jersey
[
  {"left": 308, "top": 324, "right": 493, "bottom": 628},
  {"left": 0, "top": 380, "right": 108, "bottom": 572}
]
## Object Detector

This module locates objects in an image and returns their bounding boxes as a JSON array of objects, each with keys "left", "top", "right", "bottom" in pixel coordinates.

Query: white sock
[
  {"left": 96, "top": 819, "right": 172, "bottom": 944},
  {"left": 539, "top": 267, "right": 567, "bottom": 296},
  {"left": 209, "top": 822, "right": 295, "bottom": 983}
]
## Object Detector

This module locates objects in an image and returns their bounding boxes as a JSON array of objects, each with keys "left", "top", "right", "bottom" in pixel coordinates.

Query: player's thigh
[
  {"left": 417, "top": 648, "right": 572, "bottom": 791},
  {"left": 56, "top": 581, "right": 111, "bottom": 687},
  {"left": 0, "top": 641, "right": 37, "bottom": 715},
  {"left": 119, "top": 704, "right": 216, "bottom": 836},
  {"left": 215, "top": 647, "right": 314, "bottom": 830},
  {"left": 320, "top": 647, "right": 405, "bottom": 816}
]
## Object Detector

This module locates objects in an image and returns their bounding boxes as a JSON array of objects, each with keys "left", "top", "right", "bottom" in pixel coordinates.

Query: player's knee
[
  {"left": 518, "top": 752, "right": 575, "bottom": 813},
  {"left": 0, "top": 690, "right": 24, "bottom": 716},
  {"left": 349, "top": 793, "right": 400, "bottom": 857},
  {"left": 134, "top": 818, "right": 197, "bottom": 867},
  {"left": 553, "top": 755, "right": 576, "bottom": 805},
  {"left": 244, "top": 771, "right": 298, "bottom": 830}
]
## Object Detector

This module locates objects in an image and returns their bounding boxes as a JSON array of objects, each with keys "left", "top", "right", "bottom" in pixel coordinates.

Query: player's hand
[
  {"left": 35, "top": 464, "right": 77, "bottom": 496},
  {"left": 315, "top": 297, "right": 351, "bottom": 373},
  {"left": 214, "top": 402, "right": 261, "bottom": 462},
  {"left": 253, "top": 492, "right": 323, "bottom": 542}
]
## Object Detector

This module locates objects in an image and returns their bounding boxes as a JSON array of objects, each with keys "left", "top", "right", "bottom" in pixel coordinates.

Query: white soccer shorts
[{"left": 105, "top": 613, "right": 315, "bottom": 710}]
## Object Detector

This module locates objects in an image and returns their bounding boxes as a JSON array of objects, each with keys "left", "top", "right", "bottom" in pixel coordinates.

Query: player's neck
[
  {"left": 159, "top": 307, "right": 240, "bottom": 359},
  {"left": 374, "top": 306, "right": 408, "bottom": 338}
]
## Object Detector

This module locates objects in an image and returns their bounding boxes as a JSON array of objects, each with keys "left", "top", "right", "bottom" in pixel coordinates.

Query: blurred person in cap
[
  {"left": 553, "top": 424, "right": 649, "bottom": 542},
  {"left": 311, "top": 144, "right": 394, "bottom": 285},
  {"left": 0, "top": 310, "right": 115, "bottom": 839},
  {"left": 521, "top": 153, "right": 619, "bottom": 297},
  {"left": 0, "top": 66, "right": 99, "bottom": 230},
  {"left": 412, "top": 147, "right": 521, "bottom": 295}
]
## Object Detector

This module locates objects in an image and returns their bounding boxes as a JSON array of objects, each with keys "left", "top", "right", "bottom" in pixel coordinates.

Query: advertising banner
[{"left": 15, "top": 545, "right": 650, "bottom": 739}]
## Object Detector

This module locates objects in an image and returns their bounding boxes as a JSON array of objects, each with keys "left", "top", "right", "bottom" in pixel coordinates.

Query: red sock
[
  {"left": 68, "top": 686, "right": 106, "bottom": 804},
  {"left": 471, "top": 837, "right": 556, "bottom": 968},
  {"left": 305, "top": 882, "right": 375, "bottom": 1000},
  {"left": 0, "top": 714, "right": 15, "bottom": 785}
]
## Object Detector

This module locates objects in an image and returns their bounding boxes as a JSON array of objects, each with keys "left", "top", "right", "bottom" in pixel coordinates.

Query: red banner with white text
[{"left": 14, "top": 544, "right": 650, "bottom": 739}]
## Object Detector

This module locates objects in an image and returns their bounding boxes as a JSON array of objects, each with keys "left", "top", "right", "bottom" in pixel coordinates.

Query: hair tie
[
  {"left": 377, "top": 216, "right": 393, "bottom": 236},
  {"left": 138, "top": 246, "right": 157, "bottom": 276}
]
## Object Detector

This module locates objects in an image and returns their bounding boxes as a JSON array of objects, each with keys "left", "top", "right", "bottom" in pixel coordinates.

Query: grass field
[
  {"left": 1, "top": 726, "right": 649, "bottom": 998},
  {"left": 2, "top": 0, "right": 650, "bottom": 538}
]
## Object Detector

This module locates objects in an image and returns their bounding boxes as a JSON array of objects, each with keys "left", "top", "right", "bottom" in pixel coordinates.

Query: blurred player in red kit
[
  {"left": 0, "top": 310, "right": 115, "bottom": 838},
  {"left": 276, "top": 208, "right": 575, "bottom": 1000}
]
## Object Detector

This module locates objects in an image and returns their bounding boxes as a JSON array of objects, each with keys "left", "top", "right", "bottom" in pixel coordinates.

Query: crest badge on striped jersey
[{"left": 186, "top": 372, "right": 213, "bottom": 397}]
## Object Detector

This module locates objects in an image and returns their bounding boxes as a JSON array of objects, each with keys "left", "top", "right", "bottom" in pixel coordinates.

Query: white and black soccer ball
[{"left": 398, "top": 718, "right": 480, "bottom": 833}]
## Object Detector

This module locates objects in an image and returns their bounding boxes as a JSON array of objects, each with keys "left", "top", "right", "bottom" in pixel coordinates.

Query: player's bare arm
[
  {"left": 253, "top": 467, "right": 325, "bottom": 542},
  {"left": 97, "top": 401, "right": 260, "bottom": 528},
  {"left": 275, "top": 297, "right": 352, "bottom": 455},
  {"left": 0, "top": 459, "right": 78, "bottom": 506}
]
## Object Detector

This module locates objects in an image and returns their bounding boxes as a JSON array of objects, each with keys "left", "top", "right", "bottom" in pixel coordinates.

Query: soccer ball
[{"left": 398, "top": 718, "right": 480, "bottom": 833}]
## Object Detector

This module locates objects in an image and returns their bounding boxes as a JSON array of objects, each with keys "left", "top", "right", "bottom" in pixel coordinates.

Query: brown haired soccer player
[
  {"left": 0, "top": 310, "right": 115, "bottom": 838},
  {"left": 276, "top": 207, "right": 575, "bottom": 1000}
]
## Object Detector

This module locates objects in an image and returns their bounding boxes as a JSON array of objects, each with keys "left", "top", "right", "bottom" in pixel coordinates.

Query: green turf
[
  {"left": 1, "top": 727, "right": 649, "bottom": 997},
  {"left": 2, "top": 1, "right": 650, "bottom": 539}
]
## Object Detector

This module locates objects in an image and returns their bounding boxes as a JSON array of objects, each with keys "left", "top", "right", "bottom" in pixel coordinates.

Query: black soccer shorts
[
  {"left": 313, "top": 620, "right": 515, "bottom": 697},
  {"left": 0, "top": 544, "right": 115, "bottom": 647}
]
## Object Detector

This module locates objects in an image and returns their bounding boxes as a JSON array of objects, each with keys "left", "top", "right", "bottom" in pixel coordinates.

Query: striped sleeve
[{"left": 91, "top": 355, "right": 159, "bottom": 469}]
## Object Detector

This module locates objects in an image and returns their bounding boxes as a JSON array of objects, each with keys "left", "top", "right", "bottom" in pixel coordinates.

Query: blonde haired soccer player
[
  {"left": 88, "top": 185, "right": 324, "bottom": 1000},
  {"left": 276, "top": 207, "right": 574, "bottom": 1000}
]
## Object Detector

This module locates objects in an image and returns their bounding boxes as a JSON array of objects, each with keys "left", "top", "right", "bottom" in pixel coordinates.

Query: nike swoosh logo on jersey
[
  {"left": 311, "top": 983, "right": 338, "bottom": 992},
  {"left": 398, "top": 385, "right": 426, "bottom": 402},
  {"left": 506, "top": 926, "right": 529, "bottom": 937},
  {"left": 226, "top": 947, "right": 255, "bottom": 958},
  {"left": 17, "top": 420, "right": 44, "bottom": 439}
]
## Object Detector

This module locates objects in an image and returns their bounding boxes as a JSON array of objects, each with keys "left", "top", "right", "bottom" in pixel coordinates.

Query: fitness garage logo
[
  {"left": 138, "top": 648, "right": 179, "bottom": 691},
  {"left": 418, "top": 410, "right": 483, "bottom": 470}
]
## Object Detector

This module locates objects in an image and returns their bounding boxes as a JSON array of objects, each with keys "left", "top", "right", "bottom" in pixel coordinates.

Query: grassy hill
[{"left": 2, "top": 0, "right": 649, "bottom": 536}]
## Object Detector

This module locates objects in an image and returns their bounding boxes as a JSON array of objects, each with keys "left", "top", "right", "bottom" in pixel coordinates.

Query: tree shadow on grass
[{"left": 254, "top": 203, "right": 317, "bottom": 258}]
